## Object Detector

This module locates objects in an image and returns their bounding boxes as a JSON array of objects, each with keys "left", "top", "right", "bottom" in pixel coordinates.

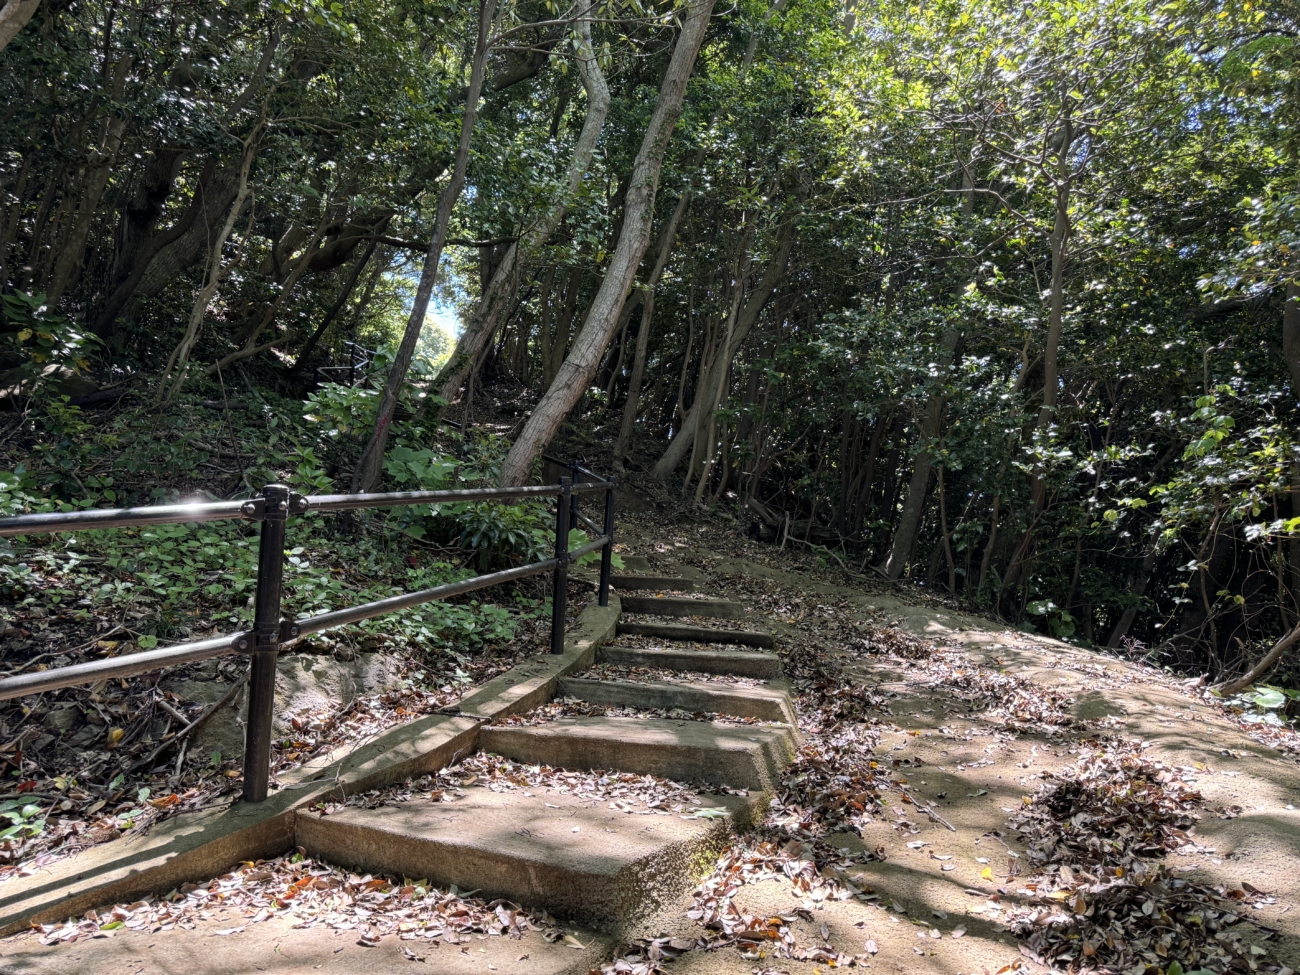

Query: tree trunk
[
  {"left": 0, "top": 0, "right": 40, "bottom": 52},
  {"left": 154, "top": 136, "right": 258, "bottom": 406},
  {"left": 1105, "top": 544, "right": 1158, "bottom": 648},
  {"left": 650, "top": 211, "right": 797, "bottom": 480},
  {"left": 1285, "top": 280, "right": 1300, "bottom": 395},
  {"left": 352, "top": 0, "right": 496, "bottom": 493},
  {"left": 46, "top": 53, "right": 133, "bottom": 306},
  {"left": 498, "top": 0, "right": 716, "bottom": 486},
  {"left": 1214, "top": 620, "right": 1300, "bottom": 696},
  {"left": 613, "top": 194, "right": 690, "bottom": 468},
  {"left": 432, "top": 11, "right": 610, "bottom": 409},
  {"left": 288, "top": 239, "right": 379, "bottom": 376},
  {"left": 852, "top": 414, "right": 887, "bottom": 535},
  {"left": 1030, "top": 119, "right": 1072, "bottom": 510},
  {"left": 694, "top": 259, "right": 745, "bottom": 501},
  {"left": 882, "top": 328, "right": 959, "bottom": 578},
  {"left": 977, "top": 495, "right": 1001, "bottom": 594}
]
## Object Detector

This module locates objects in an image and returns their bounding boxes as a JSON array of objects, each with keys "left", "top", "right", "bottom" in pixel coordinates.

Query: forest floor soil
[
  {"left": 4, "top": 490, "right": 1300, "bottom": 974},
  {"left": 605, "top": 501, "right": 1300, "bottom": 975}
]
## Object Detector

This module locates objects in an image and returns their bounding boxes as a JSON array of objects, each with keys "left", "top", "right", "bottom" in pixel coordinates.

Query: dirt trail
[{"left": 614, "top": 511, "right": 1300, "bottom": 975}]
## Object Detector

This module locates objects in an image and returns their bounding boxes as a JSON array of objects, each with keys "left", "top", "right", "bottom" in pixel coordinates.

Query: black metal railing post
[
  {"left": 550, "top": 476, "right": 571, "bottom": 655},
  {"left": 567, "top": 459, "right": 581, "bottom": 533},
  {"left": 598, "top": 478, "right": 615, "bottom": 606},
  {"left": 242, "top": 483, "right": 289, "bottom": 804}
]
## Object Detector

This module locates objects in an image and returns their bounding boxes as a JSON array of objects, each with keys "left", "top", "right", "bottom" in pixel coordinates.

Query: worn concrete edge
[
  {"left": 557, "top": 676, "right": 800, "bottom": 731},
  {"left": 614, "top": 621, "right": 776, "bottom": 648},
  {"left": 0, "top": 597, "right": 622, "bottom": 937}
]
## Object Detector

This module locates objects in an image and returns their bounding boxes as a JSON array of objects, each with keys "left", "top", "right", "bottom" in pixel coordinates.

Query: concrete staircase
[{"left": 295, "top": 565, "right": 792, "bottom": 935}]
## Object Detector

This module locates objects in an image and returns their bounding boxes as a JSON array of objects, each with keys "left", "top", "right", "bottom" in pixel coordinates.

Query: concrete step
[
  {"left": 610, "top": 573, "right": 697, "bottom": 592},
  {"left": 479, "top": 716, "right": 794, "bottom": 794},
  {"left": 600, "top": 642, "right": 784, "bottom": 679},
  {"left": 297, "top": 785, "right": 753, "bottom": 933},
  {"left": 617, "top": 620, "right": 775, "bottom": 648},
  {"left": 558, "top": 676, "right": 797, "bottom": 728},
  {"left": 620, "top": 594, "right": 746, "bottom": 618}
]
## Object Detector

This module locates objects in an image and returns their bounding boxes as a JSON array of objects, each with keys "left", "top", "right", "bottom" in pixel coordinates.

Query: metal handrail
[
  {"left": 0, "top": 499, "right": 254, "bottom": 537},
  {"left": 0, "top": 464, "right": 618, "bottom": 804}
]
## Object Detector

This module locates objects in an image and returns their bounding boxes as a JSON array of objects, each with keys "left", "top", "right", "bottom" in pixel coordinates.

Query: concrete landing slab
[
  {"left": 616, "top": 620, "right": 775, "bottom": 648},
  {"left": 0, "top": 907, "right": 610, "bottom": 975},
  {"left": 599, "top": 643, "right": 784, "bottom": 679},
  {"left": 479, "top": 716, "right": 794, "bottom": 794},
  {"left": 610, "top": 574, "right": 697, "bottom": 592},
  {"left": 558, "top": 676, "right": 797, "bottom": 728},
  {"left": 296, "top": 787, "right": 747, "bottom": 932},
  {"left": 620, "top": 595, "right": 746, "bottom": 618}
]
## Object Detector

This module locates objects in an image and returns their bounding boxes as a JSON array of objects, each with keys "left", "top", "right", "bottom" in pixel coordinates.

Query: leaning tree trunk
[
  {"left": 650, "top": 212, "right": 798, "bottom": 481},
  {"left": 497, "top": 0, "right": 716, "bottom": 487},
  {"left": 1214, "top": 620, "right": 1300, "bottom": 696},
  {"left": 0, "top": 0, "right": 40, "bottom": 52},
  {"left": 351, "top": 0, "right": 496, "bottom": 493},
  {"left": 881, "top": 328, "right": 959, "bottom": 579},
  {"left": 613, "top": 190, "right": 691, "bottom": 469},
  {"left": 154, "top": 130, "right": 260, "bottom": 405},
  {"left": 432, "top": 11, "right": 610, "bottom": 411}
]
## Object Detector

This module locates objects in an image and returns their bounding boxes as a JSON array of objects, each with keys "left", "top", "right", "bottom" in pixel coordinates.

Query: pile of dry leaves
[
  {"left": 915, "top": 653, "right": 1076, "bottom": 734},
  {"left": 1005, "top": 738, "right": 1283, "bottom": 972},
  {"left": 34, "top": 851, "right": 536, "bottom": 949},
  {"left": 1011, "top": 740, "right": 1203, "bottom": 870}
]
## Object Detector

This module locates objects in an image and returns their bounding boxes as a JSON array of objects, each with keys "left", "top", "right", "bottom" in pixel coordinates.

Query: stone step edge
[
  {"left": 295, "top": 789, "right": 759, "bottom": 934},
  {"left": 616, "top": 620, "right": 776, "bottom": 648},
  {"left": 599, "top": 643, "right": 784, "bottom": 680},
  {"left": 479, "top": 716, "right": 796, "bottom": 795},
  {"left": 557, "top": 676, "right": 799, "bottom": 729},
  {"left": 620, "top": 594, "right": 748, "bottom": 618},
  {"left": 609, "top": 574, "right": 698, "bottom": 592}
]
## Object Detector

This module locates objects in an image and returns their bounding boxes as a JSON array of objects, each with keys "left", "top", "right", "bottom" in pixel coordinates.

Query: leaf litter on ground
[
  {"left": 1004, "top": 737, "right": 1284, "bottom": 973},
  {"left": 33, "top": 850, "right": 543, "bottom": 948}
]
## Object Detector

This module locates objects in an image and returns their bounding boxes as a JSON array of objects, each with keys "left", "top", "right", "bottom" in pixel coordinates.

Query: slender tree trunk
[
  {"left": 651, "top": 212, "right": 797, "bottom": 480},
  {"left": 0, "top": 154, "right": 31, "bottom": 286},
  {"left": 694, "top": 262, "right": 744, "bottom": 501},
  {"left": 1285, "top": 280, "right": 1300, "bottom": 395},
  {"left": 1106, "top": 544, "right": 1159, "bottom": 648},
  {"left": 47, "top": 53, "right": 133, "bottom": 305},
  {"left": 498, "top": 0, "right": 716, "bottom": 486},
  {"left": 852, "top": 415, "right": 887, "bottom": 535},
  {"left": 352, "top": 0, "right": 496, "bottom": 492},
  {"left": 0, "top": 0, "right": 40, "bottom": 53},
  {"left": 613, "top": 190, "right": 692, "bottom": 468},
  {"left": 433, "top": 11, "right": 610, "bottom": 409},
  {"left": 154, "top": 131, "right": 260, "bottom": 405},
  {"left": 289, "top": 240, "right": 379, "bottom": 376},
  {"left": 882, "top": 328, "right": 959, "bottom": 578},
  {"left": 1030, "top": 122, "right": 1072, "bottom": 510},
  {"left": 546, "top": 266, "right": 582, "bottom": 386},
  {"left": 978, "top": 495, "right": 1001, "bottom": 594},
  {"left": 937, "top": 465, "right": 956, "bottom": 594}
]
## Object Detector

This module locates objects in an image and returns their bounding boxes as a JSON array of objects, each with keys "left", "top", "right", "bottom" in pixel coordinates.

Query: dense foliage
[{"left": 1, "top": 0, "right": 1298, "bottom": 685}]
